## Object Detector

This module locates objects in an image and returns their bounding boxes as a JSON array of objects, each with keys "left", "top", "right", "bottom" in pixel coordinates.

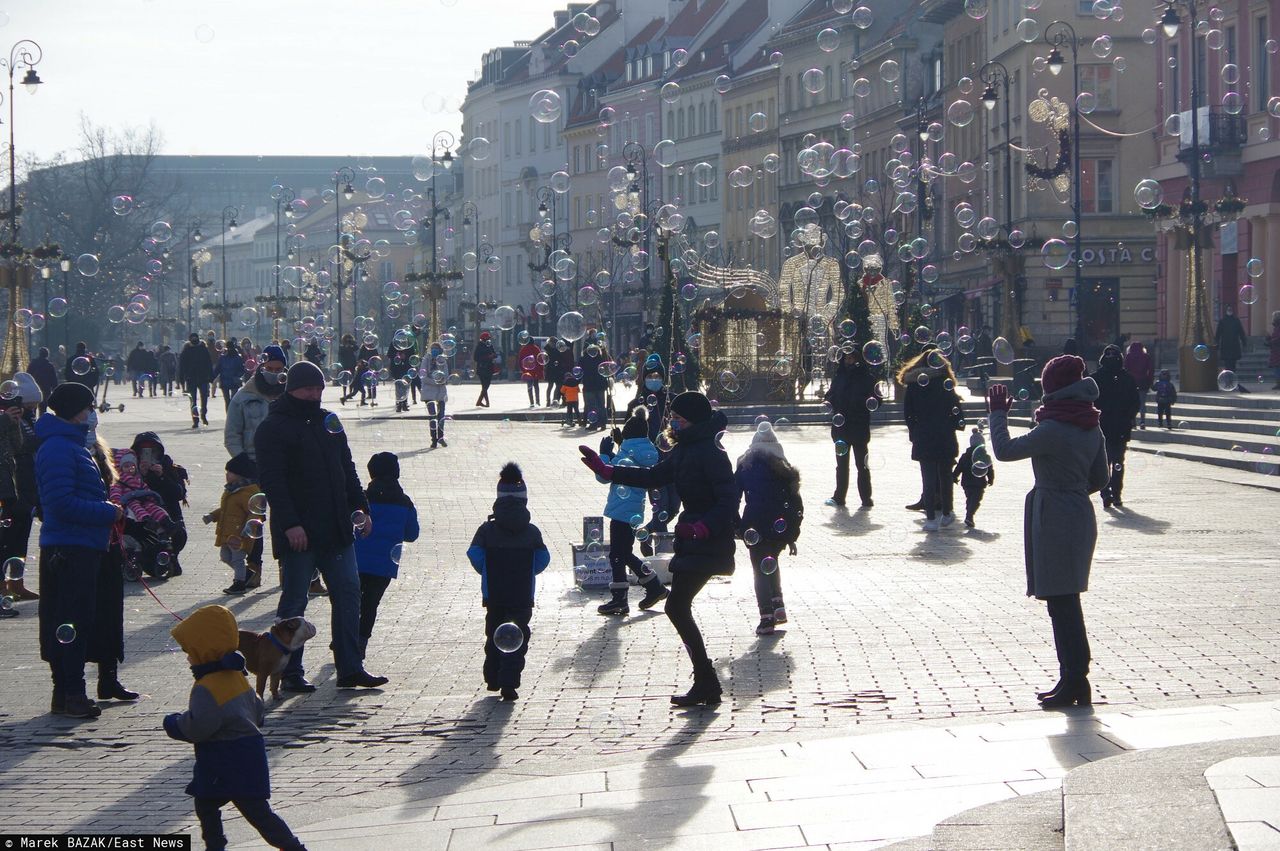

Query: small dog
[{"left": 237, "top": 616, "right": 318, "bottom": 699}]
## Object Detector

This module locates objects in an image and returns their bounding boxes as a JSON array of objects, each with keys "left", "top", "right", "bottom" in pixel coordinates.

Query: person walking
[
  {"left": 35, "top": 382, "right": 123, "bottom": 718},
  {"left": 519, "top": 337, "right": 543, "bottom": 407},
  {"left": 337, "top": 334, "right": 358, "bottom": 377},
  {"left": 735, "top": 423, "right": 802, "bottom": 636},
  {"left": 544, "top": 339, "right": 566, "bottom": 407},
  {"left": 577, "top": 338, "right": 609, "bottom": 429},
  {"left": 1266, "top": 311, "right": 1280, "bottom": 390},
  {"left": 1123, "top": 341, "right": 1155, "bottom": 425},
  {"left": 178, "top": 333, "right": 214, "bottom": 428},
  {"left": 579, "top": 391, "right": 737, "bottom": 707},
  {"left": 421, "top": 343, "right": 450, "bottom": 448},
  {"left": 592, "top": 408, "right": 667, "bottom": 616},
  {"left": 63, "top": 342, "right": 100, "bottom": 394},
  {"left": 1215, "top": 305, "right": 1250, "bottom": 392},
  {"left": 216, "top": 341, "right": 247, "bottom": 411},
  {"left": 987, "top": 357, "right": 1110, "bottom": 708},
  {"left": 900, "top": 350, "right": 964, "bottom": 531},
  {"left": 1090, "top": 345, "right": 1140, "bottom": 509},
  {"left": 126, "top": 342, "right": 149, "bottom": 397},
  {"left": 29, "top": 348, "right": 59, "bottom": 413},
  {"left": 823, "top": 348, "right": 880, "bottom": 509},
  {"left": 473, "top": 332, "right": 496, "bottom": 407},
  {"left": 1, "top": 374, "right": 43, "bottom": 601},
  {"left": 353, "top": 452, "right": 419, "bottom": 661},
  {"left": 254, "top": 361, "right": 387, "bottom": 692},
  {"left": 157, "top": 345, "right": 177, "bottom": 396}
]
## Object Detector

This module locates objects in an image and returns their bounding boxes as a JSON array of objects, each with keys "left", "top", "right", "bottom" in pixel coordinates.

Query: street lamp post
[
  {"left": 219, "top": 205, "right": 239, "bottom": 340},
  {"left": 273, "top": 185, "right": 296, "bottom": 343},
  {"left": 183, "top": 219, "right": 203, "bottom": 335},
  {"left": 416, "top": 132, "right": 455, "bottom": 345},
  {"left": 332, "top": 166, "right": 355, "bottom": 352},
  {"left": 622, "top": 141, "right": 651, "bottom": 319},
  {"left": 59, "top": 255, "right": 70, "bottom": 354},
  {"left": 0, "top": 39, "right": 41, "bottom": 243},
  {"left": 980, "top": 61, "right": 1021, "bottom": 343},
  {"left": 1044, "top": 22, "right": 1084, "bottom": 345},
  {"left": 461, "top": 200, "right": 483, "bottom": 342}
]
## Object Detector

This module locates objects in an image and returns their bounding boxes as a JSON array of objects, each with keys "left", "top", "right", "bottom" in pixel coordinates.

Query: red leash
[{"left": 138, "top": 575, "right": 185, "bottom": 622}]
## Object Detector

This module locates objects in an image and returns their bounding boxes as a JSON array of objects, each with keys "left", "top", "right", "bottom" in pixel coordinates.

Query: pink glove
[
  {"left": 987, "top": 384, "right": 1013, "bottom": 413},
  {"left": 578, "top": 445, "right": 613, "bottom": 480},
  {"left": 675, "top": 520, "right": 709, "bottom": 540}
]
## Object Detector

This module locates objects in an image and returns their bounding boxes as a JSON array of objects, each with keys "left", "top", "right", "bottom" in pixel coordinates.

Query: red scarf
[{"left": 1034, "top": 399, "right": 1100, "bottom": 429}]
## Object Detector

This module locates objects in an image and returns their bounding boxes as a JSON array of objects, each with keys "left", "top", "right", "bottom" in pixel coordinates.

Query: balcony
[{"left": 1176, "top": 107, "right": 1248, "bottom": 177}]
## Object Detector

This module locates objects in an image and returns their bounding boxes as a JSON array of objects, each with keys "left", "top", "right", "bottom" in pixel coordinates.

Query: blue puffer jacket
[
  {"left": 598, "top": 437, "right": 659, "bottom": 522},
  {"left": 34, "top": 414, "right": 118, "bottom": 551},
  {"left": 217, "top": 353, "right": 246, "bottom": 388},
  {"left": 353, "top": 479, "right": 420, "bottom": 579}
]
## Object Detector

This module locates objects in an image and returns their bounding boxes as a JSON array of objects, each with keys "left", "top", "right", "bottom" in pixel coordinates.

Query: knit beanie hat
[
  {"left": 47, "top": 382, "right": 95, "bottom": 420},
  {"left": 285, "top": 360, "right": 326, "bottom": 391},
  {"left": 621, "top": 407, "right": 648, "bottom": 440},
  {"left": 367, "top": 451, "right": 400, "bottom": 480},
  {"left": 261, "top": 344, "right": 287, "bottom": 366},
  {"left": 225, "top": 452, "right": 257, "bottom": 479},
  {"left": 12, "top": 372, "right": 41, "bottom": 404},
  {"left": 497, "top": 462, "right": 527, "bottom": 500},
  {"left": 670, "top": 391, "right": 713, "bottom": 424},
  {"left": 749, "top": 422, "right": 785, "bottom": 458},
  {"left": 969, "top": 428, "right": 985, "bottom": 448},
  {"left": 1041, "top": 354, "right": 1086, "bottom": 395}
]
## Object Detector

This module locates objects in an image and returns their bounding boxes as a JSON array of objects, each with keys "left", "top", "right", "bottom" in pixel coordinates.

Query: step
[
  {"left": 1129, "top": 440, "right": 1280, "bottom": 477},
  {"left": 1176, "top": 392, "right": 1280, "bottom": 412},
  {"left": 1130, "top": 425, "right": 1280, "bottom": 454}
]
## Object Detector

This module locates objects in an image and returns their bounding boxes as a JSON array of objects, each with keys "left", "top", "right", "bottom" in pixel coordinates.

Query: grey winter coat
[
  {"left": 224, "top": 374, "right": 280, "bottom": 459},
  {"left": 988, "top": 378, "right": 1110, "bottom": 599}
]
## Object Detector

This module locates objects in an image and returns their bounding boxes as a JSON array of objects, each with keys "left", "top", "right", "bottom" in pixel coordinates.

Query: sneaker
[
  {"left": 940, "top": 513, "right": 956, "bottom": 527},
  {"left": 756, "top": 616, "right": 776, "bottom": 636},
  {"left": 337, "top": 671, "right": 389, "bottom": 689},
  {"left": 500, "top": 687, "right": 519, "bottom": 701},
  {"left": 308, "top": 578, "right": 328, "bottom": 596},
  {"left": 922, "top": 518, "right": 940, "bottom": 532},
  {"left": 860, "top": 499, "right": 874, "bottom": 509},
  {"left": 773, "top": 607, "right": 787, "bottom": 625},
  {"left": 223, "top": 580, "right": 249, "bottom": 596},
  {"left": 438, "top": 438, "right": 448, "bottom": 447},
  {"left": 824, "top": 498, "right": 845, "bottom": 507},
  {"left": 200, "top": 413, "right": 209, "bottom": 425},
  {"left": 63, "top": 694, "right": 102, "bottom": 719},
  {"left": 964, "top": 515, "right": 975, "bottom": 528}
]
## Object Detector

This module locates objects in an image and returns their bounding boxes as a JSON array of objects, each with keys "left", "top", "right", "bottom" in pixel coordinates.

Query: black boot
[
  {"left": 1039, "top": 677, "right": 1091, "bottom": 709},
  {"left": 637, "top": 575, "right": 669, "bottom": 610},
  {"left": 597, "top": 583, "right": 629, "bottom": 616},
  {"left": 1036, "top": 678, "right": 1066, "bottom": 701},
  {"left": 97, "top": 662, "right": 139, "bottom": 701},
  {"left": 671, "top": 660, "right": 722, "bottom": 707}
]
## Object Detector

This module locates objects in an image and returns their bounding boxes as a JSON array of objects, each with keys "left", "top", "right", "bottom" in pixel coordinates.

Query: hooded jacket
[
  {"left": 518, "top": 342, "right": 544, "bottom": 381},
  {"left": 1122, "top": 343, "right": 1154, "bottom": 392},
  {"left": 466, "top": 497, "right": 550, "bottom": 607},
  {"left": 824, "top": 358, "right": 880, "bottom": 443},
  {"left": 224, "top": 372, "right": 283, "bottom": 460},
  {"left": 254, "top": 392, "right": 368, "bottom": 555},
  {"left": 1090, "top": 355, "right": 1141, "bottom": 441},
  {"left": 902, "top": 368, "right": 964, "bottom": 462},
  {"left": 735, "top": 436, "right": 803, "bottom": 546},
  {"left": 216, "top": 351, "right": 246, "bottom": 388},
  {"left": 606, "top": 410, "right": 739, "bottom": 575},
  {"left": 353, "top": 478, "right": 420, "bottom": 579},
  {"left": 162, "top": 605, "right": 270, "bottom": 800},
  {"left": 598, "top": 436, "right": 659, "bottom": 522},
  {"left": 209, "top": 479, "right": 261, "bottom": 551},
  {"left": 34, "top": 414, "right": 118, "bottom": 550}
]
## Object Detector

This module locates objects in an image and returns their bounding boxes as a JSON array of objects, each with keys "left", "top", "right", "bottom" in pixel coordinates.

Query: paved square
[{"left": 2, "top": 384, "right": 1277, "bottom": 845}]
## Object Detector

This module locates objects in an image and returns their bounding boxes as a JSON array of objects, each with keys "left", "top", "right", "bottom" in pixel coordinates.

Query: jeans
[
  {"left": 918, "top": 458, "right": 954, "bottom": 520},
  {"left": 276, "top": 544, "right": 362, "bottom": 679},
  {"left": 608, "top": 519, "right": 647, "bottom": 583},
  {"left": 483, "top": 605, "right": 532, "bottom": 688},
  {"left": 194, "top": 797, "right": 303, "bottom": 851},
  {"left": 525, "top": 379, "right": 541, "bottom": 405},
  {"left": 426, "top": 400, "right": 447, "bottom": 442},
  {"left": 963, "top": 484, "right": 986, "bottom": 520},
  {"left": 0, "top": 500, "right": 35, "bottom": 572},
  {"left": 1045, "top": 594, "right": 1091, "bottom": 679},
  {"left": 665, "top": 572, "right": 711, "bottom": 666},
  {"left": 748, "top": 543, "right": 784, "bottom": 617},
  {"left": 358, "top": 573, "right": 392, "bottom": 639},
  {"left": 545, "top": 377, "right": 560, "bottom": 405},
  {"left": 583, "top": 389, "right": 606, "bottom": 426},
  {"left": 833, "top": 437, "right": 871, "bottom": 505},
  {"left": 185, "top": 380, "right": 209, "bottom": 418},
  {"left": 1103, "top": 438, "right": 1127, "bottom": 503},
  {"left": 38, "top": 546, "right": 101, "bottom": 697},
  {"left": 1156, "top": 401, "right": 1173, "bottom": 428},
  {"left": 564, "top": 401, "right": 579, "bottom": 425},
  {"left": 220, "top": 384, "right": 238, "bottom": 411},
  {"left": 220, "top": 546, "right": 247, "bottom": 582},
  {"left": 1136, "top": 388, "right": 1148, "bottom": 425}
]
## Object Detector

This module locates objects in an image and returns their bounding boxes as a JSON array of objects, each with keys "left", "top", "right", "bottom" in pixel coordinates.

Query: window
[
  {"left": 667, "top": 109, "right": 675, "bottom": 135},
  {"left": 677, "top": 110, "right": 685, "bottom": 138},
  {"left": 573, "top": 146, "right": 581, "bottom": 174},
  {"left": 1226, "top": 25, "right": 1237, "bottom": 66},
  {"left": 503, "top": 192, "right": 512, "bottom": 228},
  {"left": 1077, "top": 0, "right": 1094, "bottom": 14},
  {"left": 503, "top": 123, "right": 511, "bottom": 158},
  {"left": 544, "top": 124, "right": 551, "bottom": 148},
  {"left": 380, "top": 260, "right": 393, "bottom": 281},
  {"left": 529, "top": 119, "right": 536, "bottom": 151},
  {"left": 699, "top": 104, "right": 706, "bottom": 134},
  {"left": 514, "top": 119, "right": 522, "bottom": 154},
  {"left": 1258, "top": 16, "right": 1271, "bottom": 112},
  {"left": 711, "top": 108, "right": 719, "bottom": 131},
  {"left": 1168, "top": 44, "right": 1181, "bottom": 111},
  {"left": 1081, "top": 158, "right": 1114, "bottom": 213},
  {"left": 645, "top": 55, "right": 653, "bottom": 76},
  {"left": 1079, "top": 65, "right": 1117, "bottom": 110},
  {"left": 785, "top": 76, "right": 793, "bottom": 113}
]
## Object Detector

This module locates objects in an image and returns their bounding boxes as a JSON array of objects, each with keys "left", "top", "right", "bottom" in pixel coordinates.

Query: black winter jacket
[
  {"left": 824, "top": 361, "right": 879, "bottom": 444},
  {"left": 254, "top": 393, "right": 368, "bottom": 556},
  {"left": 903, "top": 369, "right": 963, "bottom": 462},
  {"left": 178, "top": 342, "right": 213, "bottom": 385},
  {"left": 1090, "top": 364, "right": 1141, "bottom": 441},
  {"left": 735, "top": 448, "right": 803, "bottom": 545},
  {"left": 607, "top": 410, "right": 738, "bottom": 575}
]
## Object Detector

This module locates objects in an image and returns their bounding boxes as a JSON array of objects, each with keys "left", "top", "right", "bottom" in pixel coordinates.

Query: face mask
[
  {"left": 261, "top": 369, "right": 285, "bottom": 385},
  {"left": 83, "top": 409, "right": 99, "bottom": 449},
  {"left": 645, "top": 378, "right": 663, "bottom": 391}
]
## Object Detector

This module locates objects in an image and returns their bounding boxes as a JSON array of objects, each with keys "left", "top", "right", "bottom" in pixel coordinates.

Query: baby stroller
[{"left": 121, "top": 517, "right": 176, "bottom": 581}]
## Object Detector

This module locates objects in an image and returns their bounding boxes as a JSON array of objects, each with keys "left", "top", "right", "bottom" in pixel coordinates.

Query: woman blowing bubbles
[{"left": 987, "top": 356, "right": 1109, "bottom": 709}]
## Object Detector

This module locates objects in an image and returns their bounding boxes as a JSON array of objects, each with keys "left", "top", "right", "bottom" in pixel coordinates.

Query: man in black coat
[
  {"left": 1090, "top": 345, "right": 1141, "bottom": 508},
  {"left": 254, "top": 361, "right": 386, "bottom": 692},
  {"left": 126, "top": 342, "right": 149, "bottom": 397},
  {"left": 28, "top": 348, "right": 59, "bottom": 413},
  {"left": 177, "top": 334, "right": 214, "bottom": 428},
  {"left": 823, "top": 349, "right": 881, "bottom": 508},
  {"left": 1215, "top": 306, "right": 1249, "bottom": 392}
]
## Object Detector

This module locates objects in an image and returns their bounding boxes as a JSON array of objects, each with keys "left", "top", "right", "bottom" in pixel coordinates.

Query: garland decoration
[{"left": 1025, "top": 128, "right": 1071, "bottom": 180}]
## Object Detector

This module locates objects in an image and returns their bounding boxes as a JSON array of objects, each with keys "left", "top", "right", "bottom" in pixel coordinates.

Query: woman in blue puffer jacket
[
  {"left": 217, "top": 341, "right": 247, "bottom": 411},
  {"left": 34, "top": 382, "right": 123, "bottom": 719},
  {"left": 594, "top": 407, "right": 668, "bottom": 616},
  {"left": 353, "top": 452, "right": 419, "bottom": 661}
]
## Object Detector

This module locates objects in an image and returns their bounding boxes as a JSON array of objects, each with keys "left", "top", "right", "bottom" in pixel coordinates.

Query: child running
[
  {"left": 203, "top": 453, "right": 262, "bottom": 595},
  {"left": 353, "top": 452, "right": 420, "bottom": 661}
]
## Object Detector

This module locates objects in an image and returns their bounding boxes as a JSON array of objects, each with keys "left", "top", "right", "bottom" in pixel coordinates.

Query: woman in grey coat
[{"left": 988, "top": 355, "right": 1109, "bottom": 709}]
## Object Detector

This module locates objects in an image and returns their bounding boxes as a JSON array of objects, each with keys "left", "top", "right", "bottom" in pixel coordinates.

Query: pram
[{"left": 120, "top": 517, "right": 176, "bottom": 581}]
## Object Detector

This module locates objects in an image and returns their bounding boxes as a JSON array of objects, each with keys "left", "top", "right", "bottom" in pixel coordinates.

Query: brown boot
[
  {"left": 5, "top": 578, "right": 38, "bottom": 601},
  {"left": 245, "top": 564, "right": 262, "bottom": 589}
]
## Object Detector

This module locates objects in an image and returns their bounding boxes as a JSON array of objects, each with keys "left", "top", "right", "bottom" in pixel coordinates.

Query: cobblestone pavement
[{"left": 1, "top": 383, "right": 1277, "bottom": 843}]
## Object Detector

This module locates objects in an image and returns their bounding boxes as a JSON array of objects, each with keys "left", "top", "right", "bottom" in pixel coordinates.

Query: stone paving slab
[
  {"left": 0, "top": 384, "right": 1277, "bottom": 847},
  {"left": 1208, "top": 755, "right": 1280, "bottom": 850}
]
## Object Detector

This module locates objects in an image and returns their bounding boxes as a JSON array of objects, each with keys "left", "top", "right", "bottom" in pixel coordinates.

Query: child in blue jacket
[
  {"left": 466, "top": 463, "right": 550, "bottom": 702},
  {"left": 594, "top": 407, "right": 669, "bottom": 616},
  {"left": 353, "top": 452, "right": 420, "bottom": 661},
  {"left": 163, "top": 605, "right": 306, "bottom": 851}
]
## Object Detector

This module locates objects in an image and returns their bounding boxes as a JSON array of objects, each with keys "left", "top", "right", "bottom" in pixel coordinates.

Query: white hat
[{"left": 11, "top": 372, "right": 41, "bottom": 404}]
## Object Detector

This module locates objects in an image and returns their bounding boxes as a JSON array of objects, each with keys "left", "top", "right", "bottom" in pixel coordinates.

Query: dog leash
[{"left": 138, "top": 575, "right": 185, "bottom": 622}]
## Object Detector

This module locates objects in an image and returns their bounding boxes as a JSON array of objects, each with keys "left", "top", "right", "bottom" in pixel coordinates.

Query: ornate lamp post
[
  {"left": 217, "top": 205, "right": 240, "bottom": 340},
  {"left": 621, "top": 141, "right": 651, "bottom": 318},
  {"left": 979, "top": 61, "right": 1024, "bottom": 346},
  {"left": 0, "top": 38, "right": 43, "bottom": 378},
  {"left": 1043, "top": 22, "right": 1084, "bottom": 346},
  {"left": 406, "top": 133, "right": 460, "bottom": 345}
]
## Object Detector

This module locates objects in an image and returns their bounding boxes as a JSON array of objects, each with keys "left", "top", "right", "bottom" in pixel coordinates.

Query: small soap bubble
[{"left": 494, "top": 622, "right": 524, "bottom": 653}]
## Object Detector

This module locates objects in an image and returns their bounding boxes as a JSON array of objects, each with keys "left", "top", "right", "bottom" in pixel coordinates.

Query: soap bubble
[
  {"left": 529, "top": 89, "right": 562, "bottom": 124},
  {"left": 242, "top": 519, "right": 264, "bottom": 540},
  {"left": 3, "top": 556, "right": 23, "bottom": 579},
  {"left": 1041, "top": 239, "right": 1070, "bottom": 270},
  {"left": 71, "top": 356, "right": 92, "bottom": 375},
  {"left": 494, "top": 305, "right": 517, "bottom": 331},
  {"left": 760, "top": 556, "right": 778, "bottom": 575},
  {"left": 557, "top": 311, "right": 586, "bottom": 342},
  {"left": 817, "top": 28, "right": 840, "bottom": 52},
  {"left": 324, "top": 412, "right": 344, "bottom": 433},
  {"left": 852, "top": 5, "right": 873, "bottom": 27},
  {"left": 494, "top": 622, "right": 524, "bottom": 653},
  {"left": 1193, "top": 344, "right": 1210, "bottom": 362},
  {"left": 56, "top": 623, "right": 76, "bottom": 644},
  {"left": 992, "top": 337, "right": 1015, "bottom": 364},
  {"left": 1134, "top": 179, "right": 1163, "bottom": 210},
  {"left": 947, "top": 100, "right": 975, "bottom": 127},
  {"left": 879, "top": 59, "right": 900, "bottom": 82},
  {"left": 390, "top": 543, "right": 404, "bottom": 565},
  {"left": 862, "top": 340, "right": 886, "bottom": 366},
  {"left": 1246, "top": 257, "right": 1264, "bottom": 278},
  {"left": 1217, "top": 370, "right": 1238, "bottom": 391},
  {"left": 1240, "top": 284, "right": 1258, "bottom": 305},
  {"left": 76, "top": 254, "right": 100, "bottom": 277},
  {"left": 834, "top": 439, "right": 850, "bottom": 456},
  {"left": 743, "top": 528, "right": 761, "bottom": 546},
  {"left": 350, "top": 509, "right": 368, "bottom": 529},
  {"left": 47, "top": 297, "right": 68, "bottom": 318}
]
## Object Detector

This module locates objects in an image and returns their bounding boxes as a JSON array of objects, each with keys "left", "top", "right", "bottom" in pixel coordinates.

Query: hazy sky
[{"left": 8, "top": 0, "right": 567, "bottom": 161}]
